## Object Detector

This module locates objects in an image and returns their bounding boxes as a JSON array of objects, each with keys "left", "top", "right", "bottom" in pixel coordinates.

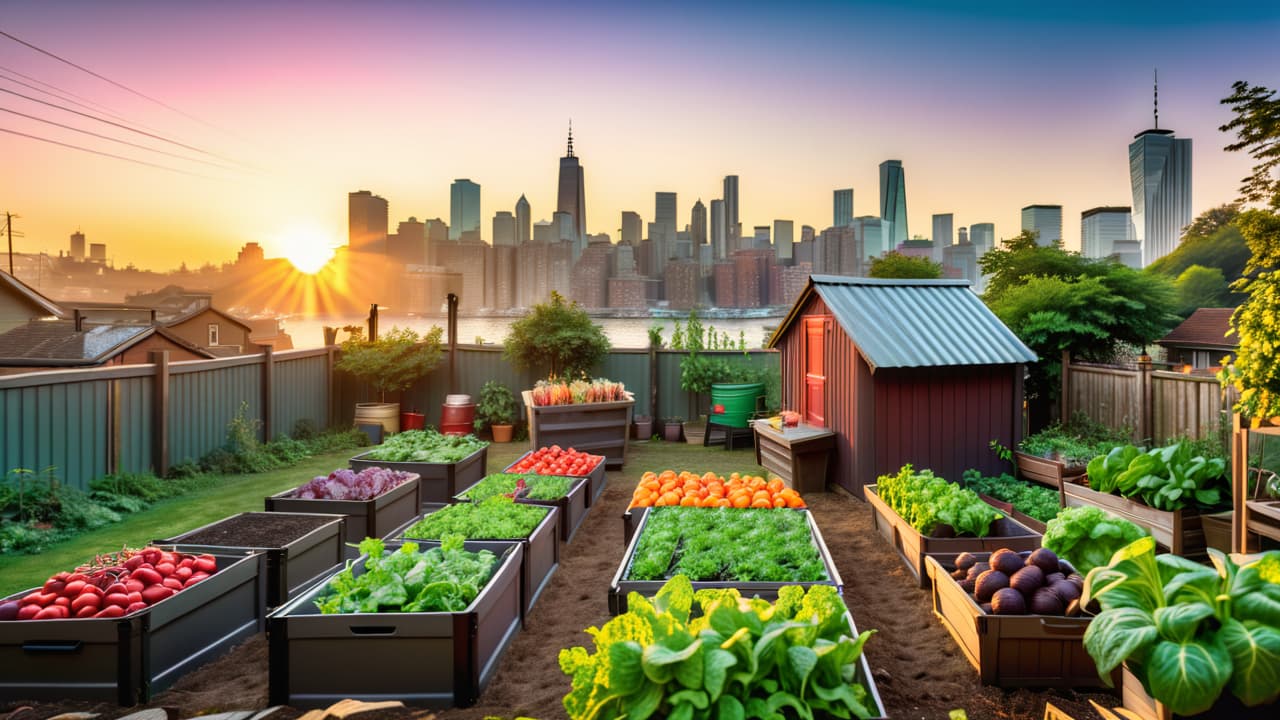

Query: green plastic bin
[{"left": 709, "top": 382, "right": 765, "bottom": 428}]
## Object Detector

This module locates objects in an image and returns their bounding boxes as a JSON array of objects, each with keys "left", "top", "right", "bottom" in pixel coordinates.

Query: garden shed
[{"left": 767, "top": 275, "right": 1036, "bottom": 494}]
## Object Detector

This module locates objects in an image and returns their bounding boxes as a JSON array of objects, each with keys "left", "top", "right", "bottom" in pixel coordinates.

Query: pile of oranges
[{"left": 628, "top": 470, "right": 806, "bottom": 510}]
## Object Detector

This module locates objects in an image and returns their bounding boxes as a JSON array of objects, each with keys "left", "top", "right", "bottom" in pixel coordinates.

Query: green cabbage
[{"left": 1042, "top": 505, "right": 1148, "bottom": 575}]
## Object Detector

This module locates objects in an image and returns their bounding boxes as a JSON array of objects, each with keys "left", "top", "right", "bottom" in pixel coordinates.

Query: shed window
[{"left": 208, "top": 323, "right": 220, "bottom": 346}]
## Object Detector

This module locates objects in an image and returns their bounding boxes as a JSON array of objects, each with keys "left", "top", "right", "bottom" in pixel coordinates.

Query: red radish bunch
[
  {"left": 508, "top": 445, "right": 603, "bottom": 476},
  {"left": 0, "top": 546, "right": 217, "bottom": 621}
]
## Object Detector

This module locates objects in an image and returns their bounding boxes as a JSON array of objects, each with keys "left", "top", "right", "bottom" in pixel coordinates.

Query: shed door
[{"left": 803, "top": 317, "right": 828, "bottom": 426}]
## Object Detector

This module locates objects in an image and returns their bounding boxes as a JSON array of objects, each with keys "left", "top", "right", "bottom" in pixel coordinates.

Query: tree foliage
[
  {"left": 1220, "top": 81, "right": 1280, "bottom": 209},
  {"left": 1174, "top": 265, "right": 1229, "bottom": 315},
  {"left": 868, "top": 251, "right": 942, "bottom": 279},
  {"left": 335, "top": 326, "right": 444, "bottom": 402},
  {"left": 1181, "top": 203, "right": 1241, "bottom": 239},
  {"left": 503, "top": 291, "right": 610, "bottom": 379},
  {"left": 1145, "top": 222, "right": 1250, "bottom": 292}
]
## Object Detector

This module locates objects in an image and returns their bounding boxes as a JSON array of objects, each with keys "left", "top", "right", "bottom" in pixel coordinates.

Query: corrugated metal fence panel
[
  {"left": 273, "top": 353, "right": 330, "bottom": 437},
  {"left": 1, "top": 380, "right": 110, "bottom": 492},
  {"left": 168, "top": 362, "right": 263, "bottom": 465},
  {"left": 115, "top": 376, "right": 153, "bottom": 475},
  {"left": 600, "top": 352, "right": 650, "bottom": 416}
]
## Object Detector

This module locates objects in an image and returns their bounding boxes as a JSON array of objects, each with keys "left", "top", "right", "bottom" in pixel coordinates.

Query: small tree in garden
[
  {"left": 504, "top": 291, "right": 611, "bottom": 379},
  {"left": 335, "top": 326, "right": 443, "bottom": 402}
]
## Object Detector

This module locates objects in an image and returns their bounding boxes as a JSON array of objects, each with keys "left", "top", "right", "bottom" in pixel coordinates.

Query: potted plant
[
  {"left": 335, "top": 326, "right": 443, "bottom": 435},
  {"left": 683, "top": 415, "right": 707, "bottom": 445},
  {"left": 661, "top": 417, "right": 683, "bottom": 442},
  {"left": 474, "top": 380, "right": 518, "bottom": 443},
  {"left": 633, "top": 415, "right": 653, "bottom": 440}
]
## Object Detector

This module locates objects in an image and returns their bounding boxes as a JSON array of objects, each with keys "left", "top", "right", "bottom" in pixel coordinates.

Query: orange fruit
[
  {"left": 701, "top": 471, "right": 718, "bottom": 482},
  {"left": 786, "top": 495, "right": 805, "bottom": 508},
  {"left": 751, "top": 498, "right": 771, "bottom": 508},
  {"left": 767, "top": 478, "right": 784, "bottom": 494},
  {"left": 715, "top": 498, "right": 732, "bottom": 508},
  {"left": 660, "top": 491, "right": 680, "bottom": 506},
  {"left": 634, "top": 497, "right": 652, "bottom": 508},
  {"left": 773, "top": 496, "right": 787, "bottom": 508},
  {"left": 732, "top": 494, "right": 751, "bottom": 508},
  {"left": 641, "top": 471, "right": 657, "bottom": 482},
  {"left": 680, "top": 495, "right": 698, "bottom": 507}
]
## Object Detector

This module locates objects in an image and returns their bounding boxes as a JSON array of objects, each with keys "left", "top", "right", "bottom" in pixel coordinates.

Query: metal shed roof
[{"left": 769, "top": 275, "right": 1037, "bottom": 369}]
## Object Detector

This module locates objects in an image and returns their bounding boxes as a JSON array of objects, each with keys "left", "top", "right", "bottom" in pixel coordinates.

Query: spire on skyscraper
[
  {"left": 566, "top": 119, "right": 574, "bottom": 158},
  {"left": 1153, "top": 68, "right": 1159, "bottom": 130}
]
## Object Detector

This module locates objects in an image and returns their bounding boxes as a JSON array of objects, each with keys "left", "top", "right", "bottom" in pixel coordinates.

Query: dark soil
[{"left": 165, "top": 512, "right": 342, "bottom": 548}]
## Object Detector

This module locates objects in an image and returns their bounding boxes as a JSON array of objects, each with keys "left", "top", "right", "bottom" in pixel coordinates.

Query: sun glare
[{"left": 276, "top": 226, "right": 337, "bottom": 274}]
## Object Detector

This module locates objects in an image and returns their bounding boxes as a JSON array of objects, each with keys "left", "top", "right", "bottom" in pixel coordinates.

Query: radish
[
  {"left": 53, "top": 597, "right": 71, "bottom": 609},
  {"left": 194, "top": 556, "right": 217, "bottom": 574},
  {"left": 125, "top": 602, "right": 147, "bottom": 614},
  {"left": 155, "top": 562, "right": 176, "bottom": 577},
  {"left": 17, "top": 605, "right": 40, "bottom": 620},
  {"left": 142, "top": 586, "right": 173, "bottom": 604},
  {"left": 75, "top": 605, "right": 98, "bottom": 618},
  {"left": 162, "top": 577, "right": 184, "bottom": 591},
  {"left": 71, "top": 593, "right": 101, "bottom": 613},
  {"left": 63, "top": 580, "right": 86, "bottom": 597},
  {"left": 104, "top": 593, "right": 130, "bottom": 608},
  {"left": 94, "top": 605, "right": 124, "bottom": 618},
  {"left": 34, "top": 606, "right": 69, "bottom": 620},
  {"left": 174, "top": 566, "right": 193, "bottom": 581},
  {"left": 132, "top": 567, "right": 162, "bottom": 586}
]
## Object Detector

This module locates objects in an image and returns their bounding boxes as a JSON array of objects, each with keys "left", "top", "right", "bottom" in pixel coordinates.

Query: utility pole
[{"left": 4, "top": 212, "right": 16, "bottom": 275}]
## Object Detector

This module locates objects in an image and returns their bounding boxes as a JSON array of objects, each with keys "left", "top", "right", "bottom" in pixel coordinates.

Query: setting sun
[{"left": 274, "top": 225, "right": 337, "bottom": 274}]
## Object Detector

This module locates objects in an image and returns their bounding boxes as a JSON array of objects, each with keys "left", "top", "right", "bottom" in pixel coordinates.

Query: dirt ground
[{"left": 1, "top": 448, "right": 1122, "bottom": 720}]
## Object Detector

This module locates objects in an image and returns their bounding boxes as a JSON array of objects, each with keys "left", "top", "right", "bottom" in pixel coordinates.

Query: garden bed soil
[
  {"left": 167, "top": 512, "right": 340, "bottom": 547},
  {"left": 3, "top": 457, "right": 1124, "bottom": 720}
]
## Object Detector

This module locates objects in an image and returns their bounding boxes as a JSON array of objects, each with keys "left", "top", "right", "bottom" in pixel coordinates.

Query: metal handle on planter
[
  {"left": 1039, "top": 619, "right": 1083, "bottom": 636},
  {"left": 348, "top": 625, "right": 397, "bottom": 636},
  {"left": 23, "top": 640, "right": 84, "bottom": 654}
]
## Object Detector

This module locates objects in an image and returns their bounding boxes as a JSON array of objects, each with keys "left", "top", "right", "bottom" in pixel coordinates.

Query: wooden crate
[
  {"left": 523, "top": 391, "right": 634, "bottom": 470},
  {"left": 753, "top": 420, "right": 835, "bottom": 494},
  {"left": 1015, "top": 451, "right": 1087, "bottom": 489},
  {"left": 1061, "top": 482, "right": 1205, "bottom": 559}
]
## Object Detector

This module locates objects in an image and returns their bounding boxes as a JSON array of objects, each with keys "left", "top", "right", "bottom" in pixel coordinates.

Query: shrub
[
  {"left": 336, "top": 325, "right": 444, "bottom": 402},
  {"left": 503, "top": 291, "right": 610, "bottom": 379},
  {"left": 474, "top": 380, "right": 518, "bottom": 431}
]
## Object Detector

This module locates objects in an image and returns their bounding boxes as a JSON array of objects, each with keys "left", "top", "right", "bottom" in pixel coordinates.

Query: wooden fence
[{"left": 1060, "top": 352, "right": 1237, "bottom": 446}]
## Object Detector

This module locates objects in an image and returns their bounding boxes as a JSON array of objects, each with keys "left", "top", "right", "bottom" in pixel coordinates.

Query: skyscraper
[
  {"left": 348, "top": 190, "right": 388, "bottom": 254},
  {"left": 853, "top": 216, "right": 887, "bottom": 261},
  {"left": 493, "top": 211, "right": 517, "bottom": 247},
  {"left": 1021, "top": 205, "right": 1063, "bottom": 245},
  {"left": 556, "top": 122, "right": 588, "bottom": 258},
  {"left": 879, "top": 161, "right": 907, "bottom": 248},
  {"left": 723, "top": 175, "right": 740, "bottom": 254},
  {"left": 691, "top": 200, "right": 707, "bottom": 247},
  {"left": 774, "top": 220, "right": 794, "bottom": 262},
  {"left": 653, "top": 192, "right": 677, "bottom": 268},
  {"left": 931, "top": 213, "right": 954, "bottom": 261},
  {"left": 969, "top": 223, "right": 995, "bottom": 257},
  {"left": 515, "top": 195, "right": 531, "bottom": 245},
  {"left": 621, "top": 211, "right": 642, "bottom": 247},
  {"left": 1081, "top": 207, "right": 1134, "bottom": 259},
  {"left": 388, "top": 217, "right": 426, "bottom": 266},
  {"left": 449, "top": 180, "right": 480, "bottom": 241},
  {"left": 833, "top": 189, "right": 853, "bottom": 228},
  {"left": 710, "top": 200, "right": 726, "bottom": 259},
  {"left": 1129, "top": 78, "right": 1192, "bottom": 266}
]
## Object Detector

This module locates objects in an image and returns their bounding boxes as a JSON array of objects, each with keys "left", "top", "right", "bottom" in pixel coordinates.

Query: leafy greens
[
  {"left": 401, "top": 497, "right": 550, "bottom": 540},
  {"left": 314, "top": 535, "right": 497, "bottom": 614},
  {"left": 458, "top": 473, "right": 577, "bottom": 502},
  {"left": 1041, "top": 505, "right": 1149, "bottom": 575},
  {"left": 364, "top": 429, "right": 488, "bottom": 464},
  {"left": 876, "top": 464, "right": 1003, "bottom": 538},
  {"left": 1085, "top": 440, "right": 1226, "bottom": 511},
  {"left": 961, "top": 469, "right": 1060, "bottom": 523}
]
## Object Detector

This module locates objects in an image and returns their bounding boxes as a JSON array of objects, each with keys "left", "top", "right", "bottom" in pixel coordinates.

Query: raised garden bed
[
  {"left": 456, "top": 474, "right": 589, "bottom": 543},
  {"left": 504, "top": 448, "right": 607, "bottom": 508},
  {"left": 522, "top": 389, "right": 634, "bottom": 470},
  {"left": 156, "top": 512, "right": 346, "bottom": 607},
  {"left": 1060, "top": 481, "right": 1206, "bottom": 559},
  {"left": 1119, "top": 662, "right": 1274, "bottom": 720},
  {"left": 265, "top": 473, "right": 421, "bottom": 557},
  {"left": 924, "top": 554, "right": 1107, "bottom": 689},
  {"left": 350, "top": 444, "right": 487, "bottom": 506},
  {"left": 1245, "top": 499, "right": 1280, "bottom": 543},
  {"left": 864, "top": 483, "right": 1043, "bottom": 588},
  {"left": 392, "top": 502, "right": 559, "bottom": 620},
  {"left": 267, "top": 539, "right": 522, "bottom": 709},
  {"left": 977, "top": 493, "right": 1048, "bottom": 535},
  {"left": 0, "top": 550, "right": 265, "bottom": 705},
  {"left": 608, "top": 506, "right": 842, "bottom": 615},
  {"left": 1014, "top": 451, "right": 1087, "bottom": 489}
]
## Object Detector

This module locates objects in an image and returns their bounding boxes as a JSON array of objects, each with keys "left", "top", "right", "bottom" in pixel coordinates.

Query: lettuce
[
  {"left": 314, "top": 535, "right": 497, "bottom": 614},
  {"left": 1041, "top": 505, "right": 1148, "bottom": 575},
  {"left": 877, "top": 464, "right": 1003, "bottom": 537},
  {"left": 401, "top": 497, "right": 549, "bottom": 540}
]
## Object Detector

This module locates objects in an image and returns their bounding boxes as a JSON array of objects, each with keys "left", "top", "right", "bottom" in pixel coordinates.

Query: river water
[{"left": 283, "top": 314, "right": 785, "bottom": 350}]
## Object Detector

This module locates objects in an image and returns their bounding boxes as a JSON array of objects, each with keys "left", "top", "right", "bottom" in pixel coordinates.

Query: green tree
[
  {"left": 1180, "top": 203, "right": 1241, "bottom": 239},
  {"left": 1220, "top": 81, "right": 1280, "bottom": 209},
  {"left": 1144, "top": 223, "right": 1250, "bottom": 291},
  {"left": 979, "top": 231, "right": 1084, "bottom": 300},
  {"left": 335, "top": 326, "right": 444, "bottom": 402},
  {"left": 503, "top": 291, "right": 610, "bottom": 379},
  {"left": 1174, "top": 264, "right": 1229, "bottom": 315},
  {"left": 868, "top": 251, "right": 942, "bottom": 279}
]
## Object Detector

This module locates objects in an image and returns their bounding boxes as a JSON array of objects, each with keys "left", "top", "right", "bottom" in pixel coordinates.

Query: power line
[
  {"left": 0, "top": 105, "right": 237, "bottom": 171},
  {"left": 0, "top": 66, "right": 160, "bottom": 131},
  {"left": 0, "top": 126, "right": 212, "bottom": 178}
]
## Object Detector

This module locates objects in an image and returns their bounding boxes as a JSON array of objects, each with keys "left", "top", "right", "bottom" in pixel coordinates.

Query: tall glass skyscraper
[
  {"left": 1130, "top": 129, "right": 1191, "bottom": 266},
  {"left": 557, "top": 123, "right": 587, "bottom": 259},
  {"left": 879, "top": 160, "right": 907, "bottom": 249},
  {"left": 723, "top": 175, "right": 739, "bottom": 253},
  {"left": 968, "top": 222, "right": 995, "bottom": 258},
  {"left": 1081, "top": 206, "right": 1134, "bottom": 259},
  {"left": 833, "top": 189, "right": 853, "bottom": 228},
  {"left": 449, "top": 179, "right": 480, "bottom": 241},
  {"left": 1021, "top": 205, "right": 1062, "bottom": 246}
]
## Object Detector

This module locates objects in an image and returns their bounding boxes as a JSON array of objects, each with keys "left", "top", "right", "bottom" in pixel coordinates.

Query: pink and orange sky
[{"left": 3, "top": 1, "right": 1279, "bottom": 271}]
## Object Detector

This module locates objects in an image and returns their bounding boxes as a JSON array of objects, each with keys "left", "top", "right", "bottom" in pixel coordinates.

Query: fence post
[
  {"left": 326, "top": 346, "right": 337, "bottom": 430},
  {"left": 649, "top": 345, "right": 658, "bottom": 421},
  {"left": 261, "top": 345, "right": 274, "bottom": 442},
  {"left": 1138, "top": 354, "right": 1153, "bottom": 443},
  {"left": 1231, "top": 413, "right": 1246, "bottom": 553},
  {"left": 150, "top": 350, "right": 169, "bottom": 477},
  {"left": 1060, "top": 350, "right": 1071, "bottom": 423}
]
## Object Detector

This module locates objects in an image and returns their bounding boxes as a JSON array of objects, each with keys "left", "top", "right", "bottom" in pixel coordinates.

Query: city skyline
[{"left": 2, "top": 2, "right": 1278, "bottom": 271}]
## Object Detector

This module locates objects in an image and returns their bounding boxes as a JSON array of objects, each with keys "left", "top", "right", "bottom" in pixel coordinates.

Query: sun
[{"left": 275, "top": 225, "right": 337, "bottom": 274}]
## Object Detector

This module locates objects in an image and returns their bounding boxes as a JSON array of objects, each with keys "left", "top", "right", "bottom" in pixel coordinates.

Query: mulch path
[{"left": 1, "top": 463, "right": 1123, "bottom": 720}]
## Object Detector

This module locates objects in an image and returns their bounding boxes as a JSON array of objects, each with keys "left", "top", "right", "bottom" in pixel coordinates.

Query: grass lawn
[{"left": 0, "top": 436, "right": 765, "bottom": 597}]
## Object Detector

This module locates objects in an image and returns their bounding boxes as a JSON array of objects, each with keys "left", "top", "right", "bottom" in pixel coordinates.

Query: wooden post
[
  {"left": 649, "top": 345, "right": 658, "bottom": 422},
  {"left": 150, "top": 350, "right": 170, "bottom": 477},
  {"left": 326, "top": 346, "right": 337, "bottom": 430},
  {"left": 1137, "top": 354, "right": 1153, "bottom": 444},
  {"left": 1060, "top": 350, "right": 1070, "bottom": 424},
  {"left": 261, "top": 345, "right": 274, "bottom": 442},
  {"left": 109, "top": 380, "right": 121, "bottom": 475},
  {"left": 1231, "top": 413, "right": 1247, "bottom": 553}
]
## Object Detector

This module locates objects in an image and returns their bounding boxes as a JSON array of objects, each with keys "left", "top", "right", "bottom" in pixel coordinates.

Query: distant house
[
  {"left": 0, "top": 270, "right": 66, "bottom": 333},
  {"left": 75, "top": 287, "right": 258, "bottom": 357},
  {"left": 1156, "top": 307, "right": 1237, "bottom": 370},
  {"left": 162, "top": 304, "right": 255, "bottom": 356},
  {"left": 0, "top": 311, "right": 214, "bottom": 373}
]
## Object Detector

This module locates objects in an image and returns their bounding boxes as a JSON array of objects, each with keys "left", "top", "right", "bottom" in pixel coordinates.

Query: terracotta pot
[
  {"left": 633, "top": 417, "right": 653, "bottom": 439},
  {"left": 491, "top": 423, "right": 513, "bottom": 443},
  {"left": 662, "top": 422, "right": 683, "bottom": 442}
]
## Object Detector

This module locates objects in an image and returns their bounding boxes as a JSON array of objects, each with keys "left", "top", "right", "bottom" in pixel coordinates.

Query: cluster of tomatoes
[
  {"left": 508, "top": 445, "right": 603, "bottom": 477},
  {"left": 629, "top": 470, "right": 806, "bottom": 510}
]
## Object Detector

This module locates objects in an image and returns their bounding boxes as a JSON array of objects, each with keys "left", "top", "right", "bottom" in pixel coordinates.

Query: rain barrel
[
  {"left": 441, "top": 395, "right": 476, "bottom": 436},
  {"left": 709, "top": 382, "right": 765, "bottom": 428},
  {"left": 354, "top": 402, "right": 400, "bottom": 434}
]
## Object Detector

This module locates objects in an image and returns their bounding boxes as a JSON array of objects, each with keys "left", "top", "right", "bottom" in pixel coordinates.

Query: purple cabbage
[{"left": 292, "top": 467, "right": 412, "bottom": 501}]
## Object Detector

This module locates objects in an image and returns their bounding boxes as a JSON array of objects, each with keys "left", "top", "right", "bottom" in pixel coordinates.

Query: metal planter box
[
  {"left": 608, "top": 508, "right": 843, "bottom": 615},
  {"left": 1061, "top": 481, "right": 1205, "bottom": 559},
  {"left": 156, "top": 512, "right": 346, "bottom": 607},
  {"left": 267, "top": 540, "right": 523, "bottom": 709},
  {"left": 864, "top": 484, "right": 1043, "bottom": 588},
  {"left": 924, "top": 554, "right": 1107, "bottom": 689},
  {"left": 522, "top": 390, "right": 634, "bottom": 470},
  {"left": 0, "top": 550, "right": 265, "bottom": 705},
  {"left": 505, "top": 450, "right": 608, "bottom": 507},
  {"left": 392, "top": 502, "right": 560, "bottom": 620},
  {"left": 1014, "top": 451, "right": 1086, "bottom": 489},
  {"left": 349, "top": 444, "right": 488, "bottom": 506},
  {"left": 457, "top": 475, "right": 589, "bottom": 544},
  {"left": 265, "top": 474, "right": 422, "bottom": 557}
]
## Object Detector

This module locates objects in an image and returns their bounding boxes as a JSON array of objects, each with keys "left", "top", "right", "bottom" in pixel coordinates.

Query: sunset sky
[{"left": 3, "top": 1, "right": 1279, "bottom": 271}]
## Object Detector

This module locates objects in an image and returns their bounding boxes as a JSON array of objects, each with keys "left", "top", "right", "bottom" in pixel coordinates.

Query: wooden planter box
[
  {"left": 1121, "top": 663, "right": 1273, "bottom": 720},
  {"left": 1061, "top": 482, "right": 1206, "bottom": 559},
  {"left": 1245, "top": 499, "right": 1280, "bottom": 543},
  {"left": 522, "top": 390, "right": 634, "bottom": 470},
  {"left": 977, "top": 493, "right": 1049, "bottom": 535},
  {"left": 505, "top": 450, "right": 608, "bottom": 508},
  {"left": 0, "top": 550, "right": 265, "bottom": 705},
  {"left": 608, "top": 508, "right": 843, "bottom": 615},
  {"left": 456, "top": 475, "right": 589, "bottom": 544},
  {"left": 924, "top": 554, "right": 1110, "bottom": 689},
  {"left": 265, "top": 475, "right": 422, "bottom": 558},
  {"left": 1015, "top": 451, "right": 1087, "bottom": 489},
  {"left": 864, "top": 484, "right": 1043, "bottom": 588},
  {"left": 392, "top": 503, "right": 560, "bottom": 620},
  {"left": 267, "top": 540, "right": 523, "bottom": 709},
  {"left": 349, "top": 444, "right": 488, "bottom": 506},
  {"left": 156, "top": 512, "right": 346, "bottom": 608},
  {"left": 753, "top": 420, "right": 835, "bottom": 494}
]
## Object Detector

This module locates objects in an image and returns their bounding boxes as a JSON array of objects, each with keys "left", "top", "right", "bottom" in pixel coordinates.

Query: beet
[
  {"left": 967, "top": 562, "right": 991, "bottom": 580},
  {"left": 1031, "top": 586, "right": 1065, "bottom": 615},
  {"left": 992, "top": 587, "right": 1027, "bottom": 615},
  {"left": 990, "top": 549, "right": 1023, "bottom": 576},
  {"left": 1010, "top": 565, "right": 1045, "bottom": 597},
  {"left": 0, "top": 601, "right": 19, "bottom": 622},
  {"left": 975, "top": 569, "right": 1010, "bottom": 603},
  {"left": 951, "top": 568, "right": 968, "bottom": 580},
  {"left": 1064, "top": 598, "right": 1082, "bottom": 617},
  {"left": 958, "top": 576, "right": 976, "bottom": 594},
  {"left": 1067, "top": 574, "right": 1085, "bottom": 591},
  {"left": 979, "top": 602, "right": 993, "bottom": 614},
  {"left": 1051, "top": 579, "right": 1081, "bottom": 604},
  {"left": 1028, "top": 547, "right": 1060, "bottom": 575},
  {"left": 955, "top": 552, "right": 978, "bottom": 571},
  {"left": 1045, "top": 572, "right": 1066, "bottom": 585},
  {"left": 1058, "top": 559, "right": 1077, "bottom": 576}
]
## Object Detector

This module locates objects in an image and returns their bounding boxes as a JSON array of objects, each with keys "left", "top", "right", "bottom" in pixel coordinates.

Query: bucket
[
  {"left": 354, "top": 402, "right": 400, "bottom": 435},
  {"left": 440, "top": 402, "right": 476, "bottom": 436},
  {"left": 400, "top": 411, "right": 426, "bottom": 431},
  {"left": 709, "top": 382, "right": 765, "bottom": 428},
  {"left": 445, "top": 394, "right": 472, "bottom": 406}
]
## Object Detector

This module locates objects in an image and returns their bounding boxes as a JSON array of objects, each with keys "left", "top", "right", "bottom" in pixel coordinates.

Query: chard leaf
[
  {"left": 608, "top": 641, "right": 646, "bottom": 695},
  {"left": 624, "top": 680, "right": 663, "bottom": 720},
  {"left": 1220, "top": 619, "right": 1280, "bottom": 708},
  {"left": 655, "top": 575, "right": 694, "bottom": 624},
  {"left": 785, "top": 645, "right": 819, "bottom": 695},
  {"left": 703, "top": 648, "right": 737, "bottom": 700},
  {"left": 1083, "top": 607, "right": 1158, "bottom": 678},
  {"left": 1145, "top": 637, "right": 1232, "bottom": 717},
  {"left": 668, "top": 689, "right": 709, "bottom": 710},
  {"left": 715, "top": 695, "right": 745, "bottom": 720},
  {"left": 673, "top": 642, "right": 705, "bottom": 690},
  {"left": 766, "top": 691, "right": 811, "bottom": 720},
  {"left": 642, "top": 639, "right": 701, "bottom": 684},
  {"left": 1153, "top": 603, "right": 1215, "bottom": 643},
  {"left": 1234, "top": 592, "right": 1280, "bottom": 628}
]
